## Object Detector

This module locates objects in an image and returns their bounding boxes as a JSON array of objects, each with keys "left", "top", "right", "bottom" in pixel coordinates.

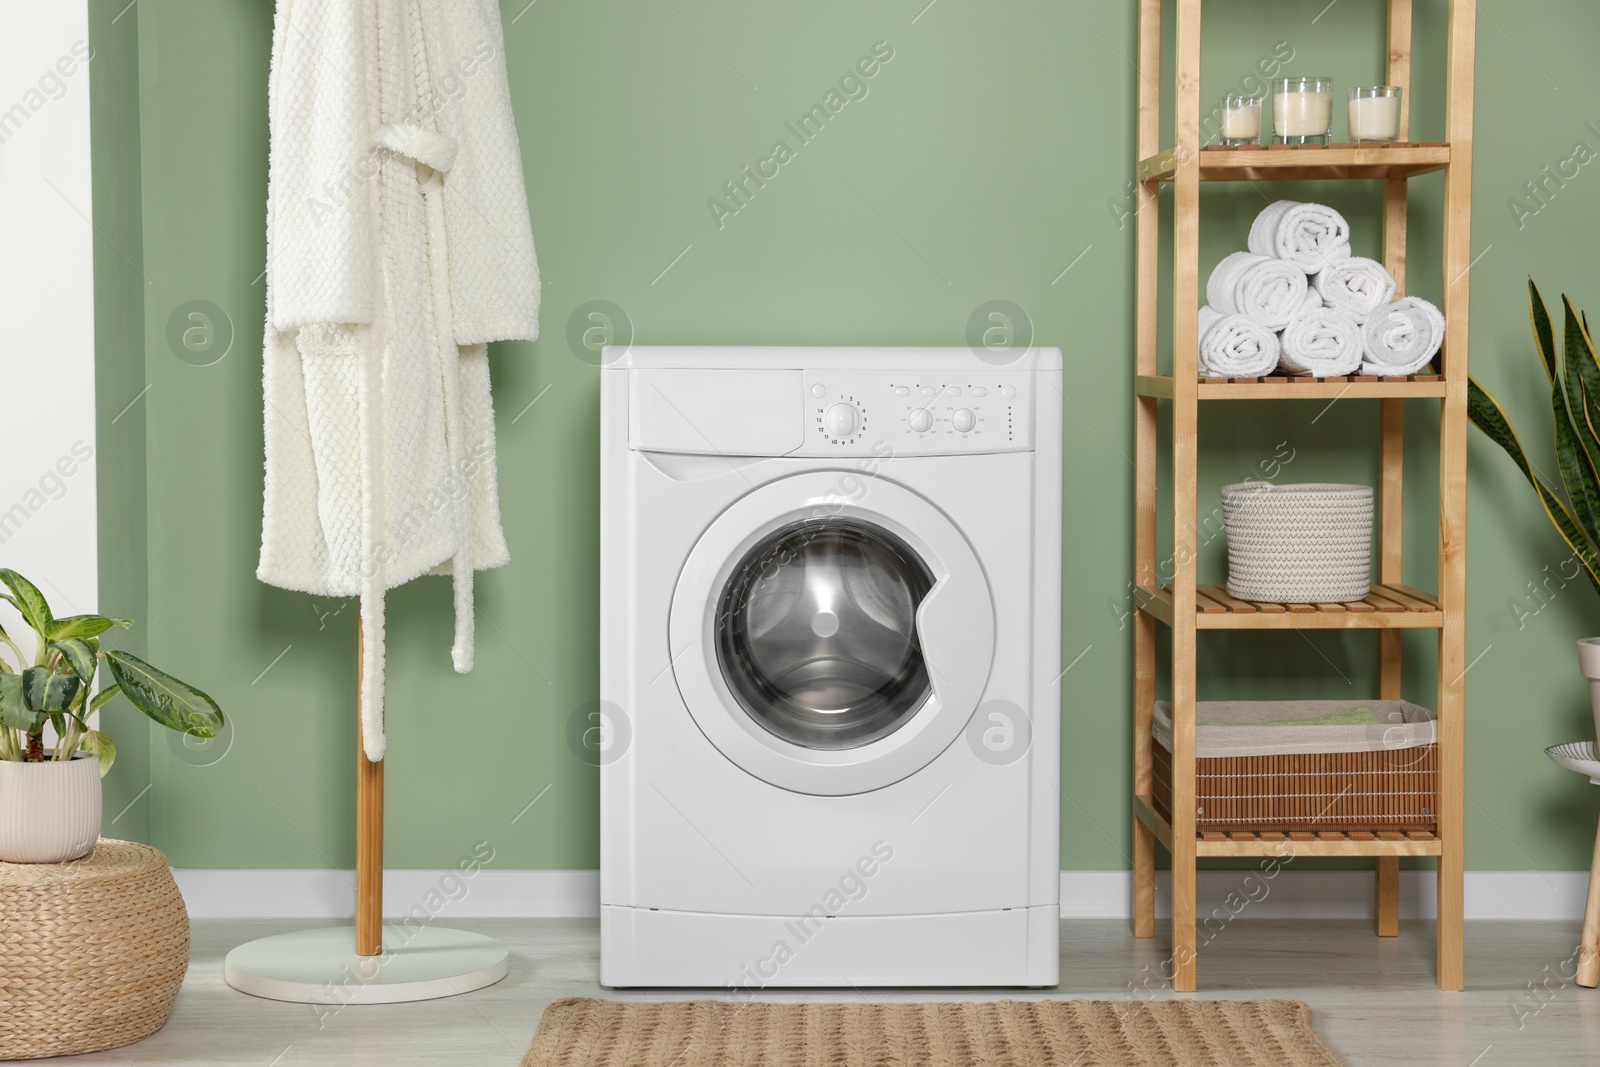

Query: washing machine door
[{"left": 670, "top": 472, "right": 996, "bottom": 795}]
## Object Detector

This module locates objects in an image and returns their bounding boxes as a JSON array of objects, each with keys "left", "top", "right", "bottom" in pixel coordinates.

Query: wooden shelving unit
[{"left": 1131, "top": 0, "right": 1474, "bottom": 991}]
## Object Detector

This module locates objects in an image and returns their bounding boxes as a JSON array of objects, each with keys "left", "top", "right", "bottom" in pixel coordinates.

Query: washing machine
[{"left": 598, "top": 346, "right": 1062, "bottom": 988}]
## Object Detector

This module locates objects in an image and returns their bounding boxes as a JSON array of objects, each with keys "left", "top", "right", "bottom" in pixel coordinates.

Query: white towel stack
[{"left": 1196, "top": 200, "right": 1444, "bottom": 379}]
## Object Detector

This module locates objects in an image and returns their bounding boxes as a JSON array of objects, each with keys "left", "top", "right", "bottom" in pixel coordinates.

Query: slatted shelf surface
[
  {"left": 1131, "top": 797, "right": 1443, "bottom": 858},
  {"left": 1195, "top": 828, "right": 1442, "bottom": 857},
  {"left": 1138, "top": 583, "right": 1443, "bottom": 629},
  {"left": 1138, "top": 141, "right": 1451, "bottom": 183},
  {"left": 1197, "top": 374, "right": 1441, "bottom": 387},
  {"left": 1135, "top": 374, "right": 1447, "bottom": 400}
]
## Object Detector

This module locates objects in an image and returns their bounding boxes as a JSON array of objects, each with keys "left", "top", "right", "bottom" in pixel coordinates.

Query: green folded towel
[{"left": 1203, "top": 706, "right": 1384, "bottom": 728}]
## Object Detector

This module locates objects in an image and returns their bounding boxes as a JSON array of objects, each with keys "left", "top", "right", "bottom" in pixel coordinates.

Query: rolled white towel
[
  {"left": 1206, "top": 251, "right": 1309, "bottom": 330},
  {"left": 1361, "top": 297, "right": 1445, "bottom": 375},
  {"left": 1248, "top": 200, "right": 1352, "bottom": 272},
  {"left": 1278, "top": 306, "right": 1363, "bottom": 377},
  {"left": 1312, "top": 256, "right": 1397, "bottom": 321},
  {"left": 1198, "top": 305, "right": 1280, "bottom": 378}
]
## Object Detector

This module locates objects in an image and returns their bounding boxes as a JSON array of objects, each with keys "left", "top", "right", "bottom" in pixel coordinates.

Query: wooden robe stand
[
  {"left": 222, "top": 610, "right": 509, "bottom": 1003},
  {"left": 356, "top": 620, "right": 383, "bottom": 956}
]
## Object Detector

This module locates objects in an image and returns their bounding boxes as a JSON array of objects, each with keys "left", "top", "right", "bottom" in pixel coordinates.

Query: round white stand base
[{"left": 224, "top": 926, "right": 509, "bottom": 1005}]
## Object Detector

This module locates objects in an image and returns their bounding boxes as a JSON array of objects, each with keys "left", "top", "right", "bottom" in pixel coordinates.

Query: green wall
[{"left": 91, "top": 0, "right": 1600, "bottom": 873}]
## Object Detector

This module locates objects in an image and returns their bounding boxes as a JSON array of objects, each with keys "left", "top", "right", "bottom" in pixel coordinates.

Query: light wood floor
[{"left": 36, "top": 919, "right": 1600, "bottom": 1065}]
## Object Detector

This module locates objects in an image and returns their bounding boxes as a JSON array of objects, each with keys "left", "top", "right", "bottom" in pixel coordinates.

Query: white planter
[
  {"left": 1579, "top": 638, "right": 1600, "bottom": 743},
  {"left": 0, "top": 754, "right": 102, "bottom": 863}
]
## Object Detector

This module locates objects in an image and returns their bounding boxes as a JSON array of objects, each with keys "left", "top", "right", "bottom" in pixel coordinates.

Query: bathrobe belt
[{"left": 373, "top": 122, "right": 458, "bottom": 173}]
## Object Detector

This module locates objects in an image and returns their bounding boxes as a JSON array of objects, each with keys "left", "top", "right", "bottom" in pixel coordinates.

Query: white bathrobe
[{"left": 259, "top": 0, "right": 540, "bottom": 760}]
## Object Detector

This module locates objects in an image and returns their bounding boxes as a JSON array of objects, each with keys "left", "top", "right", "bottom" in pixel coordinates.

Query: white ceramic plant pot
[
  {"left": 0, "top": 753, "right": 102, "bottom": 863},
  {"left": 1578, "top": 638, "right": 1600, "bottom": 744}
]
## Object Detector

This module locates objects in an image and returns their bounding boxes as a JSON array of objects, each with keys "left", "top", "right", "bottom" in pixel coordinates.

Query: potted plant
[
  {"left": 1468, "top": 281, "right": 1600, "bottom": 737},
  {"left": 0, "top": 568, "right": 224, "bottom": 862}
]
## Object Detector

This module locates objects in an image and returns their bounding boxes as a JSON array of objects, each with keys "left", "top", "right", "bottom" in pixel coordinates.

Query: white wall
[{"left": 0, "top": 0, "right": 97, "bottom": 641}]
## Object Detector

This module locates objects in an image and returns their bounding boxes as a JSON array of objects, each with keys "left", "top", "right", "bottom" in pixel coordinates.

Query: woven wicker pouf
[{"left": 0, "top": 839, "right": 189, "bottom": 1060}]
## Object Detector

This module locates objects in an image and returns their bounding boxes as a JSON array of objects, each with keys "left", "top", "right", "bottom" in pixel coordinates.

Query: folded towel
[
  {"left": 1312, "top": 256, "right": 1397, "bottom": 321},
  {"left": 1205, "top": 251, "right": 1309, "bottom": 330},
  {"left": 1248, "top": 200, "right": 1352, "bottom": 271},
  {"left": 1361, "top": 296, "right": 1445, "bottom": 375},
  {"left": 1278, "top": 305, "right": 1363, "bottom": 376},
  {"left": 1198, "top": 305, "right": 1280, "bottom": 378}
]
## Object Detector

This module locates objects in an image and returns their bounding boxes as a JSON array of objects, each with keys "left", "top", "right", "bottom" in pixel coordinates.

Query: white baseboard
[
  {"left": 172, "top": 869, "right": 1592, "bottom": 923},
  {"left": 173, "top": 869, "right": 601, "bottom": 920}
]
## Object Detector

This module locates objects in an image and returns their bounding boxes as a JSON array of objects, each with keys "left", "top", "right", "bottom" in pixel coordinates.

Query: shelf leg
[
  {"left": 1576, "top": 813, "right": 1600, "bottom": 987},
  {"left": 1163, "top": 0, "right": 1203, "bottom": 995},
  {"left": 1132, "top": 822, "right": 1156, "bottom": 939},
  {"left": 1131, "top": 0, "right": 1161, "bottom": 946},
  {"left": 1133, "top": 610, "right": 1156, "bottom": 939},
  {"left": 1170, "top": 831, "right": 1197, "bottom": 993},
  {"left": 1375, "top": 857, "right": 1400, "bottom": 937},
  {"left": 1437, "top": 831, "right": 1463, "bottom": 989},
  {"left": 1433, "top": 0, "right": 1475, "bottom": 993},
  {"left": 1376, "top": 396, "right": 1403, "bottom": 944}
]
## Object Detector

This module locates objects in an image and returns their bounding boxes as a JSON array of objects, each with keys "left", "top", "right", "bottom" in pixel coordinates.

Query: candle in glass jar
[
  {"left": 1348, "top": 86, "right": 1403, "bottom": 143},
  {"left": 1219, "top": 94, "right": 1262, "bottom": 145},
  {"left": 1273, "top": 77, "right": 1334, "bottom": 143}
]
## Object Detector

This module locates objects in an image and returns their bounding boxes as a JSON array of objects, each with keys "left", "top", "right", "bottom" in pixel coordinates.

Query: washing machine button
[
  {"left": 951, "top": 408, "right": 977, "bottom": 433},
  {"left": 999, "top": 385, "right": 1016, "bottom": 399},
  {"left": 894, "top": 386, "right": 910, "bottom": 396},
  {"left": 824, "top": 402, "right": 859, "bottom": 438},
  {"left": 811, "top": 383, "right": 827, "bottom": 398},
  {"left": 946, "top": 386, "right": 962, "bottom": 396},
  {"left": 920, "top": 386, "right": 937, "bottom": 397},
  {"left": 907, "top": 409, "right": 933, "bottom": 433},
  {"left": 971, "top": 386, "right": 988, "bottom": 397}
]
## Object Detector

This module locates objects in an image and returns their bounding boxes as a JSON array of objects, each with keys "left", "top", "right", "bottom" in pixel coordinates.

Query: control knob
[
  {"left": 824, "top": 402, "right": 859, "bottom": 438},
  {"left": 907, "top": 408, "right": 933, "bottom": 433},
  {"left": 951, "top": 408, "right": 976, "bottom": 433}
]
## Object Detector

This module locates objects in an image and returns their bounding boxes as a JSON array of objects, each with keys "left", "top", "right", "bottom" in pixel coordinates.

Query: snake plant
[
  {"left": 0, "top": 569, "right": 224, "bottom": 773},
  {"left": 1468, "top": 280, "right": 1600, "bottom": 597}
]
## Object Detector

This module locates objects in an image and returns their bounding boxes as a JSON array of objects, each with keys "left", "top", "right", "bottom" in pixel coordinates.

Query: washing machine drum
[
  {"left": 716, "top": 518, "right": 933, "bottom": 750},
  {"left": 669, "top": 471, "right": 995, "bottom": 795}
]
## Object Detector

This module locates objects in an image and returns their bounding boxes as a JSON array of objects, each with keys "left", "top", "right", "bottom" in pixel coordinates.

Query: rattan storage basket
[
  {"left": 0, "top": 839, "right": 189, "bottom": 1060},
  {"left": 1151, "top": 700, "right": 1438, "bottom": 834},
  {"left": 1222, "top": 481, "right": 1373, "bottom": 603}
]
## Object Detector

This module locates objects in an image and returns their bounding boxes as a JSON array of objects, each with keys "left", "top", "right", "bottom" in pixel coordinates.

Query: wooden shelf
[
  {"left": 1137, "top": 142, "right": 1450, "bottom": 183},
  {"left": 1137, "top": 583, "right": 1442, "bottom": 629},
  {"left": 1134, "top": 797, "right": 1442, "bottom": 858},
  {"left": 1136, "top": 374, "right": 1446, "bottom": 400},
  {"left": 1130, "top": 0, "right": 1472, "bottom": 992}
]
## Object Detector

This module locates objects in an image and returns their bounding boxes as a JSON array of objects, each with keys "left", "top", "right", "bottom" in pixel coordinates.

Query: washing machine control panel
[{"left": 797, "top": 371, "right": 1033, "bottom": 455}]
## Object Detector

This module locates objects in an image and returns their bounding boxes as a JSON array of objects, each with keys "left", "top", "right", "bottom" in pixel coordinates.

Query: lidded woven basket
[
  {"left": 1222, "top": 481, "right": 1373, "bottom": 603},
  {"left": 0, "top": 839, "right": 188, "bottom": 1060}
]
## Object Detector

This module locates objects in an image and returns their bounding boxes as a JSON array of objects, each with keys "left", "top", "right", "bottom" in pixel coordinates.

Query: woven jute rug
[{"left": 520, "top": 997, "right": 1344, "bottom": 1066}]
